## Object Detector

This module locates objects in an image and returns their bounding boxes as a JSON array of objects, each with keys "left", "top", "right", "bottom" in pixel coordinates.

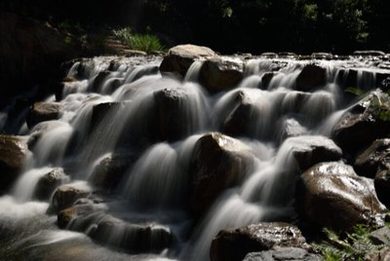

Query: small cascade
[{"left": 1, "top": 54, "right": 389, "bottom": 261}]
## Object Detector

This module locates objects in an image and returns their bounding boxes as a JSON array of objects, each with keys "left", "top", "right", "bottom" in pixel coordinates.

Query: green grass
[{"left": 112, "top": 27, "right": 165, "bottom": 53}]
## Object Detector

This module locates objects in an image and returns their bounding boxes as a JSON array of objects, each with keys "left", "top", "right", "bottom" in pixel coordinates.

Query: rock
[
  {"left": 49, "top": 183, "right": 92, "bottom": 213},
  {"left": 57, "top": 203, "right": 98, "bottom": 229},
  {"left": 278, "top": 118, "right": 308, "bottom": 141},
  {"left": 285, "top": 136, "right": 342, "bottom": 172},
  {"left": 354, "top": 139, "right": 390, "bottom": 178},
  {"left": 332, "top": 90, "right": 390, "bottom": 156},
  {"left": 375, "top": 170, "right": 390, "bottom": 208},
  {"left": 89, "top": 153, "right": 134, "bottom": 192},
  {"left": 26, "top": 102, "right": 63, "bottom": 128},
  {"left": 90, "top": 102, "right": 121, "bottom": 131},
  {"left": 27, "top": 120, "right": 69, "bottom": 150},
  {"left": 353, "top": 50, "right": 386, "bottom": 57},
  {"left": 311, "top": 52, "right": 333, "bottom": 60},
  {"left": 210, "top": 222, "right": 308, "bottom": 261},
  {"left": 89, "top": 70, "right": 111, "bottom": 92},
  {"left": 160, "top": 44, "right": 216, "bottom": 77},
  {"left": 152, "top": 87, "right": 201, "bottom": 141},
  {"left": 190, "top": 133, "right": 255, "bottom": 215},
  {"left": 296, "top": 162, "right": 386, "bottom": 230},
  {"left": 261, "top": 72, "right": 277, "bottom": 89},
  {"left": 295, "top": 64, "right": 327, "bottom": 92},
  {"left": 34, "top": 168, "right": 69, "bottom": 200},
  {"left": 260, "top": 52, "right": 278, "bottom": 58},
  {"left": 243, "top": 247, "right": 321, "bottom": 261},
  {"left": 365, "top": 247, "right": 390, "bottom": 261},
  {"left": 199, "top": 57, "right": 244, "bottom": 92},
  {"left": 369, "top": 226, "right": 390, "bottom": 245},
  {"left": 0, "top": 135, "right": 29, "bottom": 193}
]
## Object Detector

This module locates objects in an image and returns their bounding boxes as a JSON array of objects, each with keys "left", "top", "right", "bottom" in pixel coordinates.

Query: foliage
[{"left": 113, "top": 27, "right": 164, "bottom": 53}]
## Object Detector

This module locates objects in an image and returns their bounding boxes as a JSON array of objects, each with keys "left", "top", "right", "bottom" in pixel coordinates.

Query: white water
[{"left": 1, "top": 55, "right": 388, "bottom": 260}]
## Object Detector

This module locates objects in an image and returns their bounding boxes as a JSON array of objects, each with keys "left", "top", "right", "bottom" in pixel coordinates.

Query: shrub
[{"left": 112, "top": 27, "right": 164, "bottom": 53}]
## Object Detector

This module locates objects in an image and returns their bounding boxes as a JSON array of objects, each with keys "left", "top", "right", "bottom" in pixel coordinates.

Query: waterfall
[{"left": 1, "top": 55, "right": 388, "bottom": 260}]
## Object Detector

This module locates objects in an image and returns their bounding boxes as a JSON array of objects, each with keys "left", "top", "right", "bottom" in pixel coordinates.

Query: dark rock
[
  {"left": 260, "top": 52, "right": 278, "bottom": 58},
  {"left": 375, "top": 169, "right": 390, "bottom": 208},
  {"left": 0, "top": 135, "right": 29, "bottom": 193},
  {"left": 311, "top": 52, "right": 333, "bottom": 60},
  {"left": 190, "top": 133, "right": 255, "bottom": 215},
  {"left": 49, "top": 183, "right": 92, "bottom": 213},
  {"left": 353, "top": 50, "right": 386, "bottom": 57},
  {"left": 286, "top": 136, "right": 342, "bottom": 172},
  {"left": 210, "top": 222, "right": 308, "bottom": 261},
  {"left": 34, "top": 168, "right": 69, "bottom": 200},
  {"left": 278, "top": 118, "right": 308, "bottom": 141},
  {"left": 26, "top": 102, "right": 63, "bottom": 128},
  {"left": 57, "top": 203, "right": 98, "bottom": 229},
  {"left": 354, "top": 139, "right": 390, "bottom": 178},
  {"left": 199, "top": 57, "right": 244, "bottom": 92},
  {"left": 90, "top": 70, "right": 111, "bottom": 92},
  {"left": 243, "top": 247, "right": 321, "bottom": 261},
  {"left": 296, "top": 162, "right": 386, "bottom": 230},
  {"left": 90, "top": 102, "right": 121, "bottom": 131},
  {"left": 295, "top": 64, "right": 327, "bottom": 92},
  {"left": 261, "top": 72, "right": 277, "bottom": 89},
  {"left": 160, "top": 44, "right": 216, "bottom": 77},
  {"left": 89, "top": 153, "right": 134, "bottom": 192},
  {"left": 332, "top": 90, "right": 390, "bottom": 156},
  {"left": 369, "top": 226, "right": 390, "bottom": 245}
]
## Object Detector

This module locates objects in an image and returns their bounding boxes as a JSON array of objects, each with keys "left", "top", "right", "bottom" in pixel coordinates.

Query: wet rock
[
  {"left": 190, "top": 132, "right": 255, "bottom": 215},
  {"left": 57, "top": 203, "right": 99, "bottom": 229},
  {"left": 26, "top": 102, "right": 63, "bottom": 128},
  {"left": 90, "top": 70, "right": 111, "bottom": 92},
  {"left": 296, "top": 162, "right": 386, "bottom": 230},
  {"left": 353, "top": 50, "right": 386, "bottom": 57},
  {"left": 160, "top": 44, "right": 216, "bottom": 77},
  {"left": 286, "top": 136, "right": 342, "bottom": 172},
  {"left": 49, "top": 183, "right": 92, "bottom": 213},
  {"left": 295, "top": 64, "right": 327, "bottom": 92},
  {"left": 332, "top": 90, "right": 390, "bottom": 156},
  {"left": 278, "top": 118, "right": 308, "bottom": 141},
  {"left": 34, "top": 168, "right": 69, "bottom": 200},
  {"left": 27, "top": 121, "right": 69, "bottom": 150},
  {"left": 365, "top": 247, "right": 390, "bottom": 261},
  {"left": 153, "top": 87, "right": 200, "bottom": 141},
  {"left": 260, "top": 52, "right": 278, "bottom": 58},
  {"left": 90, "top": 102, "right": 121, "bottom": 131},
  {"left": 369, "top": 226, "right": 390, "bottom": 245},
  {"left": 90, "top": 153, "right": 134, "bottom": 193},
  {"left": 375, "top": 170, "right": 390, "bottom": 208},
  {"left": 199, "top": 57, "right": 244, "bottom": 92},
  {"left": 261, "top": 72, "right": 277, "bottom": 89},
  {"left": 311, "top": 52, "right": 333, "bottom": 60},
  {"left": 243, "top": 247, "right": 321, "bottom": 261},
  {"left": 354, "top": 139, "right": 390, "bottom": 178},
  {"left": 0, "top": 135, "right": 29, "bottom": 193},
  {"left": 210, "top": 222, "right": 308, "bottom": 261}
]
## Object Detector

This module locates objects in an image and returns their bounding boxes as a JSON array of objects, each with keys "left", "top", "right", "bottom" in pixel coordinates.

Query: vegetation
[
  {"left": 1, "top": 0, "right": 389, "bottom": 53},
  {"left": 113, "top": 27, "right": 165, "bottom": 53}
]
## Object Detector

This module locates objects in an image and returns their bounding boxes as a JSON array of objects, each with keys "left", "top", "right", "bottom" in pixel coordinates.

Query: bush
[{"left": 113, "top": 27, "right": 164, "bottom": 53}]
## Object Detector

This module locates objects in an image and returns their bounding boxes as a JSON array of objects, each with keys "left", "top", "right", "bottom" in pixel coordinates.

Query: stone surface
[
  {"left": 375, "top": 170, "right": 390, "bottom": 208},
  {"left": 199, "top": 57, "right": 244, "bottom": 92},
  {"left": 355, "top": 139, "right": 390, "bottom": 178},
  {"left": 296, "top": 162, "right": 386, "bottom": 230},
  {"left": 26, "top": 102, "right": 63, "bottom": 128},
  {"left": 295, "top": 64, "right": 327, "bottom": 92},
  {"left": 159, "top": 44, "right": 216, "bottom": 77},
  {"left": 34, "top": 167, "right": 69, "bottom": 200},
  {"left": 0, "top": 135, "right": 29, "bottom": 193},
  {"left": 49, "top": 183, "right": 92, "bottom": 213},
  {"left": 243, "top": 247, "right": 321, "bottom": 261},
  {"left": 210, "top": 223, "right": 308, "bottom": 261},
  {"left": 190, "top": 132, "right": 255, "bottom": 215},
  {"left": 369, "top": 226, "right": 390, "bottom": 245}
]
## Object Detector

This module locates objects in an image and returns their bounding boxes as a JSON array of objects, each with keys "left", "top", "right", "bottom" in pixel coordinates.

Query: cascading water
[{"left": 0, "top": 54, "right": 388, "bottom": 260}]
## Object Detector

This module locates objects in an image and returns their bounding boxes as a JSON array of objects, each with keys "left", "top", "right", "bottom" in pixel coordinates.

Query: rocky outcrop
[
  {"left": 199, "top": 57, "right": 244, "bottom": 92},
  {"left": 296, "top": 162, "right": 386, "bottom": 230},
  {"left": 34, "top": 168, "right": 69, "bottom": 200},
  {"left": 49, "top": 183, "right": 92, "bottom": 213},
  {"left": 26, "top": 102, "right": 63, "bottom": 128},
  {"left": 160, "top": 44, "right": 216, "bottom": 77},
  {"left": 295, "top": 64, "right": 327, "bottom": 92},
  {"left": 332, "top": 90, "right": 390, "bottom": 155},
  {"left": 190, "top": 133, "right": 255, "bottom": 215},
  {"left": 0, "top": 135, "right": 29, "bottom": 193},
  {"left": 243, "top": 248, "right": 321, "bottom": 261},
  {"left": 210, "top": 223, "right": 308, "bottom": 261}
]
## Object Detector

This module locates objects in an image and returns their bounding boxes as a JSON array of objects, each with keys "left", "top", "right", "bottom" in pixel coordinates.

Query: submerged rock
[
  {"left": 190, "top": 132, "right": 255, "bottom": 215},
  {"left": 210, "top": 222, "right": 308, "bottom": 261},
  {"left": 295, "top": 64, "right": 327, "bottom": 92},
  {"left": 34, "top": 167, "right": 69, "bottom": 200},
  {"left": 160, "top": 44, "right": 216, "bottom": 77},
  {"left": 296, "top": 162, "right": 386, "bottom": 230},
  {"left": 0, "top": 135, "right": 29, "bottom": 193},
  {"left": 199, "top": 57, "right": 244, "bottom": 92},
  {"left": 332, "top": 90, "right": 390, "bottom": 156},
  {"left": 49, "top": 183, "right": 92, "bottom": 213},
  {"left": 243, "top": 247, "right": 321, "bottom": 261},
  {"left": 26, "top": 102, "right": 63, "bottom": 128}
]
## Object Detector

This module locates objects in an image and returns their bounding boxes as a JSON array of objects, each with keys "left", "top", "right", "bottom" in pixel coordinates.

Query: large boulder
[
  {"left": 243, "top": 248, "right": 321, "bottom": 261},
  {"left": 332, "top": 90, "right": 390, "bottom": 156},
  {"left": 0, "top": 135, "right": 29, "bottom": 193},
  {"left": 34, "top": 168, "right": 69, "bottom": 200},
  {"left": 26, "top": 102, "right": 63, "bottom": 128},
  {"left": 159, "top": 44, "right": 216, "bottom": 77},
  {"left": 375, "top": 169, "right": 390, "bottom": 208},
  {"left": 354, "top": 139, "right": 390, "bottom": 178},
  {"left": 48, "top": 183, "right": 92, "bottom": 213},
  {"left": 296, "top": 162, "right": 386, "bottom": 230},
  {"left": 190, "top": 133, "right": 255, "bottom": 215},
  {"left": 210, "top": 222, "right": 308, "bottom": 261},
  {"left": 199, "top": 57, "right": 244, "bottom": 92},
  {"left": 295, "top": 64, "right": 327, "bottom": 92}
]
